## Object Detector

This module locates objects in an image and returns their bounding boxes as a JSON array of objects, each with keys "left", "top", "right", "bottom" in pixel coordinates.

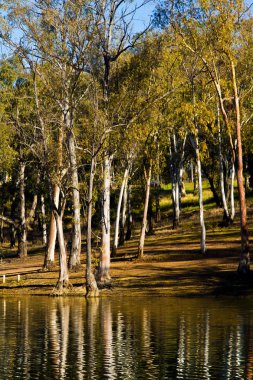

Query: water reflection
[{"left": 0, "top": 297, "right": 252, "bottom": 379}]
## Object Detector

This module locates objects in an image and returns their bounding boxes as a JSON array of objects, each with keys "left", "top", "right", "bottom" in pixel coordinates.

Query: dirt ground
[{"left": 0, "top": 207, "right": 252, "bottom": 297}]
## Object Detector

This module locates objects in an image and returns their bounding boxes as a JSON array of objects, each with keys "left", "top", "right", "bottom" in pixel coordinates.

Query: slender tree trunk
[
  {"left": 18, "top": 161, "right": 27, "bottom": 258},
  {"left": 119, "top": 176, "right": 128, "bottom": 245},
  {"left": 195, "top": 136, "right": 206, "bottom": 254},
  {"left": 112, "top": 168, "right": 128, "bottom": 256},
  {"left": 54, "top": 212, "right": 70, "bottom": 292},
  {"left": 138, "top": 164, "right": 152, "bottom": 259},
  {"left": 97, "top": 155, "right": 111, "bottom": 285},
  {"left": 231, "top": 60, "right": 250, "bottom": 274},
  {"left": 125, "top": 184, "right": 133, "bottom": 241},
  {"left": 67, "top": 128, "right": 81, "bottom": 270},
  {"left": 171, "top": 133, "right": 187, "bottom": 229},
  {"left": 86, "top": 155, "right": 98, "bottom": 297},
  {"left": 192, "top": 82, "right": 206, "bottom": 254},
  {"left": 43, "top": 185, "right": 60, "bottom": 269},
  {"left": 41, "top": 195, "right": 47, "bottom": 246},
  {"left": 218, "top": 110, "right": 231, "bottom": 225},
  {"left": 180, "top": 168, "right": 186, "bottom": 197},
  {"left": 44, "top": 121, "right": 64, "bottom": 270}
]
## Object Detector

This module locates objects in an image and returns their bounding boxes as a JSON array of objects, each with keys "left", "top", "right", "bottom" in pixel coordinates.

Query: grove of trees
[{"left": 0, "top": 0, "right": 252, "bottom": 295}]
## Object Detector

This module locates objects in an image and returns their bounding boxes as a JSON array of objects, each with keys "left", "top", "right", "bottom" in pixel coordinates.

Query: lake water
[{"left": 0, "top": 296, "right": 252, "bottom": 379}]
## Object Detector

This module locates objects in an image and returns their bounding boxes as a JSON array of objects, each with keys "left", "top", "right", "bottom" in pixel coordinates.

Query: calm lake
[{"left": 0, "top": 296, "right": 252, "bottom": 379}]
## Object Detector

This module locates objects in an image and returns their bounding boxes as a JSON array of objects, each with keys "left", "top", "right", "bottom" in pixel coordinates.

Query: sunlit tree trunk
[
  {"left": 86, "top": 154, "right": 98, "bottom": 297},
  {"left": 196, "top": 136, "right": 206, "bottom": 254},
  {"left": 44, "top": 119, "right": 64, "bottom": 270},
  {"left": 44, "top": 185, "right": 59, "bottom": 269},
  {"left": 138, "top": 163, "right": 152, "bottom": 258},
  {"left": 218, "top": 108, "right": 231, "bottom": 225},
  {"left": 119, "top": 175, "right": 128, "bottom": 246},
  {"left": 231, "top": 60, "right": 250, "bottom": 274},
  {"left": 54, "top": 211, "right": 70, "bottom": 292},
  {"left": 67, "top": 126, "right": 81, "bottom": 270},
  {"left": 112, "top": 167, "right": 129, "bottom": 256},
  {"left": 192, "top": 82, "right": 206, "bottom": 254},
  {"left": 97, "top": 155, "right": 112, "bottom": 285}
]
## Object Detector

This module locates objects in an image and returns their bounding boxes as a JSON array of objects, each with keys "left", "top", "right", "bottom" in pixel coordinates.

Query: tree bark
[
  {"left": 97, "top": 155, "right": 112, "bottom": 285},
  {"left": 18, "top": 161, "right": 27, "bottom": 258},
  {"left": 112, "top": 167, "right": 128, "bottom": 256},
  {"left": 43, "top": 185, "right": 60, "bottom": 269},
  {"left": 192, "top": 81, "right": 206, "bottom": 254},
  {"left": 231, "top": 60, "right": 250, "bottom": 274},
  {"left": 54, "top": 212, "right": 70, "bottom": 292},
  {"left": 119, "top": 175, "right": 128, "bottom": 245},
  {"left": 218, "top": 106, "right": 231, "bottom": 225},
  {"left": 67, "top": 128, "right": 81, "bottom": 270},
  {"left": 196, "top": 140, "right": 206, "bottom": 254},
  {"left": 138, "top": 163, "right": 152, "bottom": 259},
  {"left": 86, "top": 155, "right": 99, "bottom": 297}
]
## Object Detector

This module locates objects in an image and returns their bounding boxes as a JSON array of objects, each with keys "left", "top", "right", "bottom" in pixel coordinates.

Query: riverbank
[{"left": 0, "top": 206, "right": 252, "bottom": 297}]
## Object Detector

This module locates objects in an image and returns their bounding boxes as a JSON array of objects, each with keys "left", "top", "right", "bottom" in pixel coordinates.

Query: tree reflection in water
[{"left": 0, "top": 297, "right": 252, "bottom": 379}]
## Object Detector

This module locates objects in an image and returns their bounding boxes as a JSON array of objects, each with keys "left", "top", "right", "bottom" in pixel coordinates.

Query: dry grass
[{"left": 0, "top": 182, "right": 252, "bottom": 297}]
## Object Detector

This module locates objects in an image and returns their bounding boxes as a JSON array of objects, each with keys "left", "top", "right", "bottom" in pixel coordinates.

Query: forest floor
[{"left": 0, "top": 182, "right": 252, "bottom": 297}]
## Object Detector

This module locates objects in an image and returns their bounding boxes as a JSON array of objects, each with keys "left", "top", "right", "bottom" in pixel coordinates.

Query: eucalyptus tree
[
  {"left": 0, "top": 0, "right": 96, "bottom": 270},
  {"left": 0, "top": 58, "right": 45, "bottom": 257},
  {"left": 87, "top": 0, "right": 151, "bottom": 285},
  {"left": 156, "top": 0, "right": 252, "bottom": 271}
]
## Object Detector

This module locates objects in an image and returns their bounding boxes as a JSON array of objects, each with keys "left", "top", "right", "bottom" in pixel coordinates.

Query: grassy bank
[{"left": 0, "top": 181, "right": 252, "bottom": 297}]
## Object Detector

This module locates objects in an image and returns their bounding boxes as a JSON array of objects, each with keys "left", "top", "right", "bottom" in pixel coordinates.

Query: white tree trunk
[
  {"left": 44, "top": 184, "right": 60, "bottom": 269},
  {"left": 218, "top": 107, "right": 230, "bottom": 224},
  {"left": 86, "top": 155, "right": 98, "bottom": 296},
  {"left": 196, "top": 137, "right": 206, "bottom": 254},
  {"left": 138, "top": 164, "right": 152, "bottom": 258},
  {"left": 119, "top": 176, "right": 128, "bottom": 245},
  {"left": 54, "top": 212, "right": 70, "bottom": 291},
  {"left": 112, "top": 168, "right": 128, "bottom": 256},
  {"left": 67, "top": 128, "right": 81, "bottom": 270},
  {"left": 97, "top": 156, "right": 111, "bottom": 285}
]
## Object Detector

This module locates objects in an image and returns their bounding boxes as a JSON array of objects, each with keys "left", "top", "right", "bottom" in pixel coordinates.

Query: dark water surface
[{"left": 0, "top": 296, "right": 253, "bottom": 379}]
